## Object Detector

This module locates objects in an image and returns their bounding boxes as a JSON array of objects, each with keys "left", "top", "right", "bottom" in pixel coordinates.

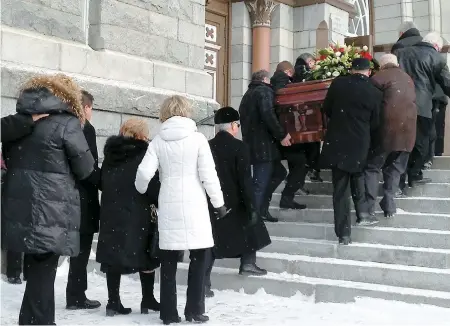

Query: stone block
[
  {"left": 414, "top": 16, "right": 431, "bottom": 33},
  {"left": 231, "top": 44, "right": 252, "bottom": 63},
  {"left": 271, "top": 4, "right": 293, "bottom": 31},
  {"left": 1, "top": 97, "right": 17, "bottom": 117},
  {"left": 91, "top": 110, "right": 122, "bottom": 137},
  {"left": 230, "top": 96, "right": 242, "bottom": 111},
  {"left": 101, "top": 0, "right": 149, "bottom": 34},
  {"left": 271, "top": 28, "right": 293, "bottom": 48},
  {"left": 293, "top": 7, "right": 304, "bottom": 32},
  {"left": 232, "top": 2, "right": 250, "bottom": 28},
  {"left": 188, "top": 45, "right": 206, "bottom": 70},
  {"left": 413, "top": 0, "right": 430, "bottom": 17},
  {"left": 166, "top": 39, "right": 190, "bottom": 67},
  {"left": 186, "top": 71, "right": 213, "bottom": 98},
  {"left": 375, "top": 31, "right": 398, "bottom": 45},
  {"left": 2, "top": 0, "right": 85, "bottom": 43},
  {"left": 309, "top": 30, "right": 317, "bottom": 48},
  {"left": 293, "top": 31, "right": 309, "bottom": 50},
  {"left": 197, "top": 125, "right": 215, "bottom": 140},
  {"left": 153, "top": 64, "right": 186, "bottom": 93},
  {"left": 303, "top": 3, "right": 326, "bottom": 30},
  {"left": 148, "top": 10, "right": 179, "bottom": 40},
  {"left": 178, "top": 20, "right": 204, "bottom": 47},
  {"left": 60, "top": 43, "right": 154, "bottom": 86},
  {"left": 230, "top": 79, "right": 249, "bottom": 97},
  {"left": 231, "top": 26, "right": 252, "bottom": 46},
  {"left": 115, "top": 0, "right": 192, "bottom": 22},
  {"left": 231, "top": 62, "right": 251, "bottom": 80},
  {"left": 374, "top": 17, "right": 402, "bottom": 33},
  {"left": 270, "top": 46, "right": 293, "bottom": 65},
  {"left": 374, "top": 4, "right": 402, "bottom": 20},
  {"left": 374, "top": 0, "right": 402, "bottom": 7},
  {"left": 192, "top": 3, "right": 205, "bottom": 26},
  {"left": 1, "top": 28, "right": 61, "bottom": 70}
]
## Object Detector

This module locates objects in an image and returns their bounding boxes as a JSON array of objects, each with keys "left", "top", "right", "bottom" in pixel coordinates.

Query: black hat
[
  {"left": 352, "top": 58, "right": 371, "bottom": 70},
  {"left": 214, "top": 106, "right": 240, "bottom": 124}
]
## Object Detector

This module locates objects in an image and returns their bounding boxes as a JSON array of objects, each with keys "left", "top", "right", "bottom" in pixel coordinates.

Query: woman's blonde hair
[
  {"left": 159, "top": 95, "right": 193, "bottom": 122},
  {"left": 119, "top": 118, "right": 149, "bottom": 140}
]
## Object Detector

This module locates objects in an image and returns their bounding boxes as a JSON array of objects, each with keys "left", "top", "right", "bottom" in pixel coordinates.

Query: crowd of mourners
[{"left": 0, "top": 22, "right": 449, "bottom": 325}]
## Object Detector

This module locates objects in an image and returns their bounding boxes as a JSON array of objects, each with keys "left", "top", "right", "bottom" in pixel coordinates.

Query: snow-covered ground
[{"left": 1, "top": 261, "right": 450, "bottom": 325}]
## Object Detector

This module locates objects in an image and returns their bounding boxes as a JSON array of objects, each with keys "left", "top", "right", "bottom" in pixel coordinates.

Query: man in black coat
[
  {"left": 205, "top": 107, "right": 271, "bottom": 297},
  {"left": 239, "top": 70, "right": 292, "bottom": 222},
  {"left": 391, "top": 21, "right": 422, "bottom": 54},
  {"left": 1, "top": 112, "right": 49, "bottom": 284},
  {"left": 65, "top": 90, "right": 101, "bottom": 310},
  {"left": 397, "top": 32, "right": 450, "bottom": 185},
  {"left": 320, "top": 58, "right": 383, "bottom": 245}
]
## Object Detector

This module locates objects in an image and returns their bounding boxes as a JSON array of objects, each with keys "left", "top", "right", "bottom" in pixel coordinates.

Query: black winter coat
[
  {"left": 397, "top": 42, "right": 450, "bottom": 118},
  {"left": 271, "top": 70, "right": 292, "bottom": 92},
  {"left": 239, "top": 81, "right": 287, "bottom": 163},
  {"left": 208, "top": 131, "right": 271, "bottom": 259},
  {"left": 2, "top": 87, "right": 94, "bottom": 256},
  {"left": 78, "top": 120, "right": 100, "bottom": 234},
  {"left": 1, "top": 114, "right": 35, "bottom": 143},
  {"left": 96, "top": 136, "right": 160, "bottom": 273},
  {"left": 391, "top": 28, "right": 422, "bottom": 54},
  {"left": 320, "top": 74, "right": 383, "bottom": 173},
  {"left": 292, "top": 57, "right": 310, "bottom": 83}
]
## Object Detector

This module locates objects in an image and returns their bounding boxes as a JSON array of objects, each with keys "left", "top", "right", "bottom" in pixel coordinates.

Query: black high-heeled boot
[
  {"left": 139, "top": 271, "right": 160, "bottom": 313},
  {"left": 106, "top": 272, "right": 132, "bottom": 316},
  {"left": 185, "top": 314, "right": 209, "bottom": 323}
]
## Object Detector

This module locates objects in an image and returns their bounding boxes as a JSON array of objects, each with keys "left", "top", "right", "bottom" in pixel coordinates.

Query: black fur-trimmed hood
[{"left": 103, "top": 136, "right": 148, "bottom": 166}]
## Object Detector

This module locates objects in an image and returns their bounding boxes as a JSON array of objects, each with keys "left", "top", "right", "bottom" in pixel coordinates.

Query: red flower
[
  {"left": 339, "top": 47, "right": 345, "bottom": 53},
  {"left": 320, "top": 54, "right": 328, "bottom": 60},
  {"left": 360, "top": 51, "right": 373, "bottom": 60}
]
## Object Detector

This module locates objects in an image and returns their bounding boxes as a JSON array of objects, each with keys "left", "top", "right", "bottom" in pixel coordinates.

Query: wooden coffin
[{"left": 275, "top": 79, "right": 333, "bottom": 144}]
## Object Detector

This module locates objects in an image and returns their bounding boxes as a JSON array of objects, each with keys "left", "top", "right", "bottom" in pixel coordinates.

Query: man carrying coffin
[{"left": 205, "top": 107, "right": 272, "bottom": 297}]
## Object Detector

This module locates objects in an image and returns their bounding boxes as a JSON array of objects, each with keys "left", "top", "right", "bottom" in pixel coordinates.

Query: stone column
[{"left": 245, "top": 0, "right": 278, "bottom": 73}]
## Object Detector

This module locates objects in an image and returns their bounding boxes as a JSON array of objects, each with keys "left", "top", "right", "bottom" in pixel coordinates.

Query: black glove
[
  {"left": 215, "top": 205, "right": 229, "bottom": 219},
  {"left": 248, "top": 210, "right": 259, "bottom": 227}
]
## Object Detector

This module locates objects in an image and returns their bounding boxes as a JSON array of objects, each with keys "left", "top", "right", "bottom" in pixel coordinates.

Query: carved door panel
[{"left": 205, "top": 3, "right": 229, "bottom": 107}]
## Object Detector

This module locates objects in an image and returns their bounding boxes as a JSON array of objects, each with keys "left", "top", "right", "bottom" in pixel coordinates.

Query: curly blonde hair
[
  {"left": 120, "top": 118, "right": 149, "bottom": 140},
  {"left": 159, "top": 95, "right": 193, "bottom": 122},
  {"left": 20, "top": 73, "right": 85, "bottom": 124}
]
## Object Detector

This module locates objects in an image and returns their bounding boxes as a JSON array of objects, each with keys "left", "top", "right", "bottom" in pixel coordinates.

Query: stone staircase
[{"left": 89, "top": 156, "right": 450, "bottom": 308}]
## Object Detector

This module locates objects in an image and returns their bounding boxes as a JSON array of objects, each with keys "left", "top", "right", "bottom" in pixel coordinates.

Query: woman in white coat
[{"left": 135, "top": 95, "right": 226, "bottom": 325}]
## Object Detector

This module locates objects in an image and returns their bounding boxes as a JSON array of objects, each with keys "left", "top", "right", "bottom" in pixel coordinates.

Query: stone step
[
  {"left": 261, "top": 237, "right": 450, "bottom": 269},
  {"left": 431, "top": 156, "right": 450, "bottom": 170},
  {"left": 271, "top": 194, "right": 450, "bottom": 214},
  {"left": 266, "top": 222, "right": 450, "bottom": 249},
  {"left": 210, "top": 252, "right": 450, "bottom": 292},
  {"left": 174, "top": 264, "right": 450, "bottom": 308},
  {"left": 297, "top": 169, "right": 450, "bottom": 182},
  {"left": 276, "top": 181, "right": 450, "bottom": 198},
  {"left": 269, "top": 207, "right": 450, "bottom": 231}
]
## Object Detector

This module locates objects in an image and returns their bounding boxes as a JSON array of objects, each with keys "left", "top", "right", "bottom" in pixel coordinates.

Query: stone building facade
[{"left": 1, "top": 0, "right": 450, "bottom": 154}]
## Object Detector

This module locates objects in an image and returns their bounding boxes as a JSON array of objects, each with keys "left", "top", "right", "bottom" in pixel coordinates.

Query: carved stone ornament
[{"left": 245, "top": 0, "right": 278, "bottom": 27}]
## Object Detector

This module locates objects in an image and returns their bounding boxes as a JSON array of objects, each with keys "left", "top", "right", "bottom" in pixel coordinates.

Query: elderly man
[
  {"left": 361, "top": 54, "right": 417, "bottom": 218},
  {"left": 205, "top": 107, "right": 271, "bottom": 297},
  {"left": 320, "top": 58, "right": 383, "bottom": 245},
  {"left": 239, "top": 70, "right": 292, "bottom": 222},
  {"left": 391, "top": 21, "right": 422, "bottom": 54},
  {"left": 397, "top": 32, "right": 450, "bottom": 186}
]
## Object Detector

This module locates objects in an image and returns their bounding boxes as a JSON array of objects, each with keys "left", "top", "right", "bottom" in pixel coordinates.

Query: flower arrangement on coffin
[{"left": 309, "top": 43, "right": 374, "bottom": 80}]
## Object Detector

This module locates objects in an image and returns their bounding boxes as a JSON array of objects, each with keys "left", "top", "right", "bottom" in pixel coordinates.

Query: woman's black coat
[
  {"left": 96, "top": 136, "right": 160, "bottom": 273},
  {"left": 1, "top": 114, "right": 35, "bottom": 143},
  {"left": 208, "top": 131, "right": 271, "bottom": 259},
  {"left": 2, "top": 87, "right": 94, "bottom": 257}
]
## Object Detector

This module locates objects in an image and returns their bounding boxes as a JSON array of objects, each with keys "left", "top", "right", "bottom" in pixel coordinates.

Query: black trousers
[
  {"left": 66, "top": 233, "right": 94, "bottom": 305},
  {"left": 435, "top": 105, "right": 446, "bottom": 156},
  {"left": 19, "top": 253, "right": 59, "bottom": 325},
  {"left": 363, "top": 151, "right": 409, "bottom": 215},
  {"left": 331, "top": 168, "right": 365, "bottom": 238},
  {"left": 204, "top": 249, "right": 256, "bottom": 290},
  {"left": 282, "top": 150, "right": 308, "bottom": 199},
  {"left": 6, "top": 251, "right": 23, "bottom": 278},
  {"left": 407, "top": 116, "right": 433, "bottom": 179},
  {"left": 304, "top": 142, "right": 321, "bottom": 172},
  {"left": 252, "top": 161, "right": 287, "bottom": 214},
  {"left": 160, "top": 249, "right": 207, "bottom": 320}
]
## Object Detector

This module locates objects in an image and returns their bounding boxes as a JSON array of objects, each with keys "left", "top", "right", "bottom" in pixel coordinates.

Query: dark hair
[
  {"left": 252, "top": 69, "right": 270, "bottom": 82},
  {"left": 276, "top": 61, "right": 294, "bottom": 73},
  {"left": 81, "top": 90, "right": 94, "bottom": 108}
]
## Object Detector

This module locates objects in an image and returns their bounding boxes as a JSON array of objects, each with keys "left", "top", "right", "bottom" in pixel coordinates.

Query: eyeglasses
[{"left": 233, "top": 122, "right": 241, "bottom": 128}]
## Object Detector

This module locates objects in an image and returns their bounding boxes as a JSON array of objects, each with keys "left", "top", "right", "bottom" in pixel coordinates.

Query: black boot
[
  {"left": 106, "top": 272, "right": 132, "bottom": 317},
  {"left": 309, "top": 170, "right": 323, "bottom": 182},
  {"left": 139, "top": 271, "right": 160, "bottom": 313},
  {"left": 279, "top": 196, "right": 307, "bottom": 210},
  {"left": 7, "top": 276, "right": 22, "bottom": 284},
  {"left": 239, "top": 263, "right": 267, "bottom": 276},
  {"left": 339, "top": 236, "right": 352, "bottom": 245},
  {"left": 185, "top": 314, "right": 209, "bottom": 323},
  {"left": 205, "top": 286, "right": 215, "bottom": 298},
  {"left": 105, "top": 301, "right": 132, "bottom": 317},
  {"left": 66, "top": 297, "right": 101, "bottom": 310},
  {"left": 261, "top": 209, "right": 278, "bottom": 222},
  {"left": 162, "top": 316, "right": 182, "bottom": 325}
]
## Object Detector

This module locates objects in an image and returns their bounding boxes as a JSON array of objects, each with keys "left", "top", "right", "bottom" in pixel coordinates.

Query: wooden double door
[{"left": 205, "top": 0, "right": 230, "bottom": 107}]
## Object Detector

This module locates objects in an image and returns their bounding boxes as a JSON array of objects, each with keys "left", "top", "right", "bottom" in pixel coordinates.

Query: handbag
[{"left": 149, "top": 204, "right": 160, "bottom": 258}]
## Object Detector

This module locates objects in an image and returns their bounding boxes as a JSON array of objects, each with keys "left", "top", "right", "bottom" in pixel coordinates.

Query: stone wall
[
  {"left": 270, "top": 4, "right": 294, "bottom": 74},
  {"left": 1, "top": 0, "right": 218, "bottom": 160}
]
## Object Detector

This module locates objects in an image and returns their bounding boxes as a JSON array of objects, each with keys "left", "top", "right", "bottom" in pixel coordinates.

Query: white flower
[
  {"left": 332, "top": 71, "right": 340, "bottom": 77},
  {"left": 347, "top": 45, "right": 352, "bottom": 51},
  {"left": 326, "top": 71, "right": 331, "bottom": 76},
  {"left": 362, "top": 45, "right": 368, "bottom": 51},
  {"left": 335, "top": 51, "right": 341, "bottom": 57}
]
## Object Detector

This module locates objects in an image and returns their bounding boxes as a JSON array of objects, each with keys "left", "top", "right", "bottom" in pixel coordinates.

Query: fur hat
[
  {"left": 352, "top": 58, "right": 371, "bottom": 71},
  {"left": 214, "top": 106, "right": 240, "bottom": 124}
]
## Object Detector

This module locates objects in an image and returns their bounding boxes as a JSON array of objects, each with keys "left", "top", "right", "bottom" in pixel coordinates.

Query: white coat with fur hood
[{"left": 135, "top": 116, "right": 224, "bottom": 250}]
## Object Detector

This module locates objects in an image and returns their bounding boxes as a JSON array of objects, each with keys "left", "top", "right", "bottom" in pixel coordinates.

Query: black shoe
[
  {"left": 162, "top": 316, "right": 182, "bottom": 325},
  {"left": 280, "top": 197, "right": 307, "bottom": 210},
  {"left": 384, "top": 211, "right": 395, "bottom": 219},
  {"left": 141, "top": 296, "right": 160, "bottom": 313},
  {"left": 7, "top": 277, "right": 22, "bottom": 285},
  {"left": 309, "top": 170, "right": 323, "bottom": 183},
  {"left": 239, "top": 263, "right": 267, "bottom": 276},
  {"left": 339, "top": 236, "right": 352, "bottom": 245},
  {"left": 185, "top": 314, "right": 209, "bottom": 323},
  {"left": 261, "top": 211, "right": 278, "bottom": 223},
  {"left": 105, "top": 301, "right": 132, "bottom": 316},
  {"left": 296, "top": 187, "right": 310, "bottom": 195},
  {"left": 205, "top": 287, "right": 215, "bottom": 298},
  {"left": 66, "top": 298, "right": 101, "bottom": 310},
  {"left": 408, "top": 176, "right": 432, "bottom": 187}
]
